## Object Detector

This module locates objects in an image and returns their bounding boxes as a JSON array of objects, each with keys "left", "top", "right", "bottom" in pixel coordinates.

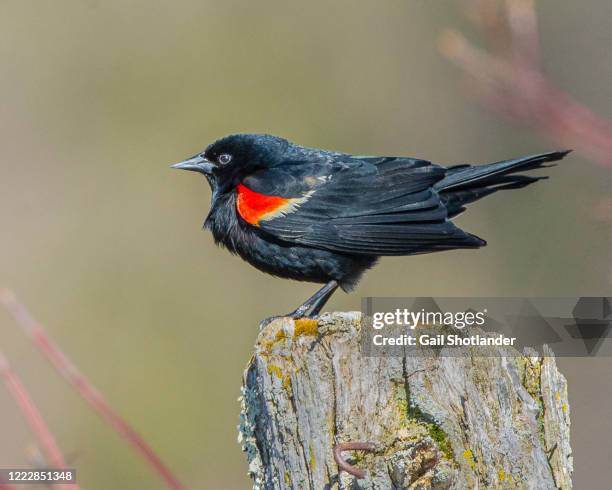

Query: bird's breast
[{"left": 204, "top": 191, "right": 375, "bottom": 288}]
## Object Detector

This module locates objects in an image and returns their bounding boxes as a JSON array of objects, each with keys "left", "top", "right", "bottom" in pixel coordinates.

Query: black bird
[{"left": 172, "top": 134, "right": 569, "bottom": 318}]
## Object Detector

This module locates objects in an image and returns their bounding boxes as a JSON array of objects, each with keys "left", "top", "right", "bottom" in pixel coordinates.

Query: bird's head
[{"left": 171, "top": 133, "right": 290, "bottom": 193}]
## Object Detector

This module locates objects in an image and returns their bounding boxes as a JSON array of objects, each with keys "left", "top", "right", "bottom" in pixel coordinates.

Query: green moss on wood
[{"left": 393, "top": 383, "right": 455, "bottom": 461}]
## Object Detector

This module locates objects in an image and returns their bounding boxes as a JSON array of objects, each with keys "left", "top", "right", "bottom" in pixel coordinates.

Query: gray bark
[{"left": 239, "top": 312, "right": 572, "bottom": 489}]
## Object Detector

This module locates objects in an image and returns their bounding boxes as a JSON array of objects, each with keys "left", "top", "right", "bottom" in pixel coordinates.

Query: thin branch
[
  {"left": 504, "top": 0, "right": 540, "bottom": 68},
  {"left": 439, "top": 0, "right": 612, "bottom": 167},
  {"left": 0, "top": 289, "right": 186, "bottom": 490},
  {"left": 0, "top": 483, "right": 19, "bottom": 490},
  {"left": 462, "top": 0, "right": 507, "bottom": 54},
  {"left": 0, "top": 351, "right": 80, "bottom": 490}
]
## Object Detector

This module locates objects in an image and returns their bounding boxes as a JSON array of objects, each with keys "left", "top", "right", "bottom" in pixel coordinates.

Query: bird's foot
[{"left": 287, "top": 304, "right": 311, "bottom": 318}]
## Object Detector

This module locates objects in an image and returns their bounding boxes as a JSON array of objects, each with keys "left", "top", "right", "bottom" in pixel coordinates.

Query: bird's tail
[{"left": 435, "top": 150, "right": 571, "bottom": 218}]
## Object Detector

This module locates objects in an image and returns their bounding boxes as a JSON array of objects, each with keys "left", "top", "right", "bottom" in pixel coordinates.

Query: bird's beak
[{"left": 170, "top": 155, "right": 215, "bottom": 175}]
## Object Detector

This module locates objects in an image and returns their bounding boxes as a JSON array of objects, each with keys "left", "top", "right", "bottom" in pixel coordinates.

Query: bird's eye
[{"left": 218, "top": 153, "right": 232, "bottom": 165}]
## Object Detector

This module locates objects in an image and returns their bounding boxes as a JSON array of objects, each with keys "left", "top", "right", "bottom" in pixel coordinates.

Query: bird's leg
[
  {"left": 260, "top": 281, "right": 340, "bottom": 329},
  {"left": 308, "top": 281, "right": 339, "bottom": 317},
  {"left": 287, "top": 280, "right": 339, "bottom": 318}
]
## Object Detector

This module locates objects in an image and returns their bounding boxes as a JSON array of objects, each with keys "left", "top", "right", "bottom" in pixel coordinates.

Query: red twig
[
  {"left": 0, "top": 289, "right": 186, "bottom": 490},
  {"left": 0, "top": 351, "right": 80, "bottom": 490},
  {"left": 504, "top": 0, "right": 540, "bottom": 68},
  {"left": 439, "top": 0, "right": 612, "bottom": 167}
]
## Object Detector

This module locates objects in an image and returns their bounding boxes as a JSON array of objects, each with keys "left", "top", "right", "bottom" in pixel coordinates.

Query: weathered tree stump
[{"left": 239, "top": 312, "right": 572, "bottom": 489}]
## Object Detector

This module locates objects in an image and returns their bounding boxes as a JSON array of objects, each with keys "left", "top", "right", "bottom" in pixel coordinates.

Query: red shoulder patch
[{"left": 236, "top": 184, "right": 292, "bottom": 226}]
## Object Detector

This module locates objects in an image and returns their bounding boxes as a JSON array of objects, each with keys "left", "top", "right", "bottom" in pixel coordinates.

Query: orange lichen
[{"left": 293, "top": 319, "right": 318, "bottom": 338}]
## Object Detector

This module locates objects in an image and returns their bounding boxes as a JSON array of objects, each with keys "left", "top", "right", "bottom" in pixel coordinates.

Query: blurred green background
[{"left": 1, "top": 1, "right": 611, "bottom": 488}]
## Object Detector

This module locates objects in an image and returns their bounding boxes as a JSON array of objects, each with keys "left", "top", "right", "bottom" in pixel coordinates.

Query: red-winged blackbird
[{"left": 172, "top": 134, "right": 570, "bottom": 318}]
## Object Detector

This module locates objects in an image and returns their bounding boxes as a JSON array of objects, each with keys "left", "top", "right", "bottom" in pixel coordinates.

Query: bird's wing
[{"left": 238, "top": 157, "right": 485, "bottom": 255}]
